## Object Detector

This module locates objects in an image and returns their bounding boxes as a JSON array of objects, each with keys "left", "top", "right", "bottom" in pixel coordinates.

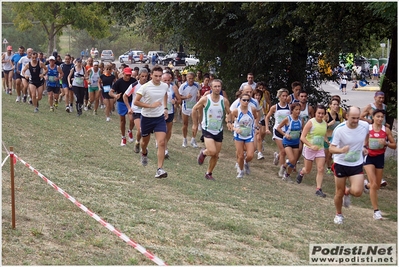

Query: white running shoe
[
  {"left": 334, "top": 214, "right": 344, "bottom": 224},
  {"left": 191, "top": 138, "right": 198, "bottom": 148},
  {"left": 182, "top": 138, "right": 187, "bottom": 147},
  {"left": 278, "top": 165, "right": 285, "bottom": 177},
  {"left": 273, "top": 152, "right": 279, "bottom": 166},
  {"left": 237, "top": 170, "right": 245, "bottom": 178},
  {"left": 381, "top": 179, "right": 388, "bottom": 187},
  {"left": 128, "top": 130, "right": 134, "bottom": 143},
  {"left": 155, "top": 168, "right": 167, "bottom": 178},
  {"left": 257, "top": 151, "right": 264, "bottom": 160},
  {"left": 16, "top": 96, "right": 21, "bottom": 102},
  {"left": 373, "top": 210, "right": 382, "bottom": 220},
  {"left": 106, "top": 117, "right": 110, "bottom": 122},
  {"left": 244, "top": 162, "right": 250, "bottom": 175}
]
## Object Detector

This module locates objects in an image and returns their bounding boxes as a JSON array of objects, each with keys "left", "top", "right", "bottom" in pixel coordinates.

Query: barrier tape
[
  {"left": 2, "top": 155, "right": 10, "bottom": 168},
  {"left": 10, "top": 152, "right": 167, "bottom": 266}
]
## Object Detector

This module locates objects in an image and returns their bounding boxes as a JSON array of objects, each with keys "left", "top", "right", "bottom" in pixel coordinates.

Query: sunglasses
[{"left": 241, "top": 99, "right": 250, "bottom": 102}]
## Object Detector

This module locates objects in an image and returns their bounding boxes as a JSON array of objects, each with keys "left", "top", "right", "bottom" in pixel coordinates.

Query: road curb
[{"left": 353, "top": 86, "right": 380, "bottom": 92}]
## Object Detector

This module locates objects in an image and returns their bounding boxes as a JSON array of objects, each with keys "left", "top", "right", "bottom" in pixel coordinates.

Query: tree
[{"left": 11, "top": 2, "right": 110, "bottom": 55}]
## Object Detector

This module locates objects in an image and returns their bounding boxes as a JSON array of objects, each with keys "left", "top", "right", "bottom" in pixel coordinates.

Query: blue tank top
[
  {"left": 282, "top": 115, "right": 302, "bottom": 146},
  {"left": 47, "top": 64, "right": 59, "bottom": 87}
]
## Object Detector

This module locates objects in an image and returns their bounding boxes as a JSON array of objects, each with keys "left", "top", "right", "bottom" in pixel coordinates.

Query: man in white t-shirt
[
  {"left": 133, "top": 66, "right": 169, "bottom": 178},
  {"left": 239, "top": 72, "right": 256, "bottom": 91},
  {"left": 179, "top": 72, "right": 200, "bottom": 148},
  {"left": 329, "top": 106, "right": 369, "bottom": 224},
  {"left": 372, "top": 64, "right": 378, "bottom": 80}
]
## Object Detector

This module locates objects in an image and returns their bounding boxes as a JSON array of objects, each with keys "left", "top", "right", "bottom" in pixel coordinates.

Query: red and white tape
[{"left": 10, "top": 152, "right": 167, "bottom": 266}]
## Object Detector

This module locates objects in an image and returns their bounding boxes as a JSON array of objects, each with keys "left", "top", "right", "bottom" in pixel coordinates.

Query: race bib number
[
  {"left": 167, "top": 102, "right": 173, "bottom": 111},
  {"left": 369, "top": 138, "right": 384, "bottom": 150},
  {"left": 103, "top": 85, "right": 111, "bottom": 93},
  {"left": 208, "top": 119, "right": 221, "bottom": 131},
  {"left": 290, "top": 130, "right": 300, "bottom": 139},
  {"left": 186, "top": 100, "right": 195, "bottom": 109},
  {"left": 312, "top": 136, "right": 324, "bottom": 148},
  {"left": 48, "top": 76, "right": 55, "bottom": 82},
  {"left": 74, "top": 77, "right": 83, "bottom": 86},
  {"left": 344, "top": 150, "right": 361, "bottom": 162},
  {"left": 240, "top": 126, "right": 251, "bottom": 137}
]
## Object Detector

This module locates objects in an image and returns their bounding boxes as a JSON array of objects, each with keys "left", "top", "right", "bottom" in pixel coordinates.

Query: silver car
[{"left": 101, "top": 50, "right": 115, "bottom": 62}]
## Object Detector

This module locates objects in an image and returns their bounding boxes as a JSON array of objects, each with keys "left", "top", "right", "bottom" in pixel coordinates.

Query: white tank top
[
  {"left": 273, "top": 103, "right": 290, "bottom": 129},
  {"left": 202, "top": 95, "right": 225, "bottom": 135},
  {"left": 3, "top": 52, "right": 14, "bottom": 71}
]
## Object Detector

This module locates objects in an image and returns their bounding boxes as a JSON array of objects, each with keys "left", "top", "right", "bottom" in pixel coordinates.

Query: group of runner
[{"left": 3, "top": 48, "right": 396, "bottom": 224}]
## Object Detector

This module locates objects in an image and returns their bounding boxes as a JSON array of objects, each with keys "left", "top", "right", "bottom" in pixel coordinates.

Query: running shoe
[
  {"left": 326, "top": 168, "right": 333, "bottom": 175},
  {"left": 257, "top": 151, "right": 264, "bottom": 160},
  {"left": 191, "top": 138, "right": 198, "bottom": 148},
  {"left": 93, "top": 110, "right": 97, "bottom": 115},
  {"left": 87, "top": 102, "right": 92, "bottom": 110},
  {"left": 381, "top": 179, "right": 387, "bottom": 187},
  {"left": 164, "top": 150, "right": 169, "bottom": 159},
  {"left": 128, "top": 130, "right": 134, "bottom": 143},
  {"left": 100, "top": 104, "right": 105, "bottom": 109},
  {"left": 54, "top": 99, "right": 58, "bottom": 108},
  {"left": 155, "top": 168, "right": 168, "bottom": 178},
  {"left": 205, "top": 173, "right": 215, "bottom": 181},
  {"left": 34, "top": 107, "right": 39, "bottom": 113},
  {"left": 334, "top": 214, "right": 344, "bottom": 224},
  {"left": 343, "top": 194, "right": 351, "bottom": 208},
  {"left": 16, "top": 96, "right": 21, "bottom": 102},
  {"left": 373, "top": 210, "right": 382, "bottom": 220},
  {"left": 273, "top": 152, "right": 279, "bottom": 166},
  {"left": 282, "top": 173, "right": 293, "bottom": 183},
  {"left": 121, "top": 137, "right": 127, "bottom": 146},
  {"left": 66, "top": 106, "right": 70, "bottom": 113},
  {"left": 315, "top": 189, "right": 326, "bottom": 198},
  {"left": 278, "top": 165, "right": 285, "bottom": 177},
  {"left": 244, "top": 162, "right": 250, "bottom": 175},
  {"left": 84, "top": 105, "right": 88, "bottom": 111},
  {"left": 23, "top": 95, "right": 27, "bottom": 103},
  {"left": 141, "top": 153, "right": 148, "bottom": 166},
  {"left": 182, "top": 138, "right": 187, "bottom": 147},
  {"left": 363, "top": 180, "right": 369, "bottom": 194},
  {"left": 106, "top": 117, "right": 110, "bottom": 122},
  {"left": 296, "top": 173, "right": 303, "bottom": 184},
  {"left": 134, "top": 141, "right": 140, "bottom": 153},
  {"left": 50, "top": 106, "right": 54, "bottom": 112},
  {"left": 237, "top": 170, "right": 245, "bottom": 178},
  {"left": 197, "top": 148, "right": 206, "bottom": 165}
]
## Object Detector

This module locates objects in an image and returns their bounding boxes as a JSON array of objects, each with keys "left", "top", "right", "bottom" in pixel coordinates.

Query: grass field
[{"left": 2, "top": 92, "right": 397, "bottom": 265}]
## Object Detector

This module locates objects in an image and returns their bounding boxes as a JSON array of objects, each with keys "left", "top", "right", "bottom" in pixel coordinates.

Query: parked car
[
  {"left": 118, "top": 50, "right": 147, "bottom": 64},
  {"left": 161, "top": 52, "right": 187, "bottom": 66},
  {"left": 100, "top": 50, "right": 115, "bottom": 62},
  {"left": 148, "top": 51, "right": 166, "bottom": 64},
  {"left": 185, "top": 55, "right": 200, "bottom": 66}
]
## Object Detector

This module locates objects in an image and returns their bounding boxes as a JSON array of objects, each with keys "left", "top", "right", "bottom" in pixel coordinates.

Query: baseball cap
[
  {"left": 48, "top": 56, "right": 56, "bottom": 61},
  {"left": 123, "top": 67, "right": 132, "bottom": 75},
  {"left": 7, "top": 46, "right": 12, "bottom": 51}
]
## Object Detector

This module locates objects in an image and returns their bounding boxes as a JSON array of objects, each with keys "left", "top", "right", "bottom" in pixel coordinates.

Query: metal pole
[{"left": 10, "top": 146, "right": 16, "bottom": 229}]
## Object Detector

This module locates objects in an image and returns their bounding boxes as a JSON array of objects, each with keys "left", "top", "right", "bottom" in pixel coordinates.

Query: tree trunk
[
  {"left": 47, "top": 23, "right": 56, "bottom": 56},
  {"left": 288, "top": 39, "right": 308, "bottom": 90},
  {"left": 381, "top": 26, "right": 397, "bottom": 130}
]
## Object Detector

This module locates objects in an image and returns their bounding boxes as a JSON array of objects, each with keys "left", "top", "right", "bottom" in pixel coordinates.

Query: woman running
[
  {"left": 231, "top": 93, "right": 258, "bottom": 178},
  {"left": 363, "top": 109, "right": 397, "bottom": 220},
  {"left": 324, "top": 98, "right": 344, "bottom": 174},
  {"left": 68, "top": 58, "right": 87, "bottom": 116},
  {"left": 265, "top": 88, "right": 290, "bottom": 177},
  {"left": 297, "top": 105, "right": 328, "bottom": 198},
  {"left": 98, "top": 64, "right": 116, "bottom": 121},
  {"left": 276, "top": 103, "right": 303, "bottom": 182}
]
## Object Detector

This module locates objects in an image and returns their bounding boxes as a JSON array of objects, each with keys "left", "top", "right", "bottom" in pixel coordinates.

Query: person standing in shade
[
  {"left": 329, "top": 106, "right": 369, "bottom": 224},
  {"left": 296, "top": 105, "right": 328, "bottom": 197},
  {"left": 363, "top": 109, "right": 396, "bottom": 220},
  {"left": 133, "top": 66, "right": 169, "bottom": 178},
  {"left": 193, "top": 79, "right": 233, "bottom": 181},
  {"left": 109, "top": 67, "right": 137, "bottom": 146}
]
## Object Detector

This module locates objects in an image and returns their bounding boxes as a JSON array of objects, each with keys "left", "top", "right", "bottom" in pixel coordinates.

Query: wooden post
[{"left": 10, "top": 147, "right": 15, "bottom": 229}]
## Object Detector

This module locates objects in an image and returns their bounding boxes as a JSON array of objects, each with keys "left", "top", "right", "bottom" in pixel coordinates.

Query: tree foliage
[{"left": 11, "top": 2, "right": 110, "bottom": 55}]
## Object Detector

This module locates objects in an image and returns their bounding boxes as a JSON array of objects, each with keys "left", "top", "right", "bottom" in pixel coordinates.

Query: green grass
[{"left": 2, "top": 92, "right": 397, "bottom": 265}]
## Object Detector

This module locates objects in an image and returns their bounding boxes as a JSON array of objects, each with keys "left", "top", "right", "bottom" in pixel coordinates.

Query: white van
[{"left": 147, "top": 51, "right": 166, "bottom": 64}]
